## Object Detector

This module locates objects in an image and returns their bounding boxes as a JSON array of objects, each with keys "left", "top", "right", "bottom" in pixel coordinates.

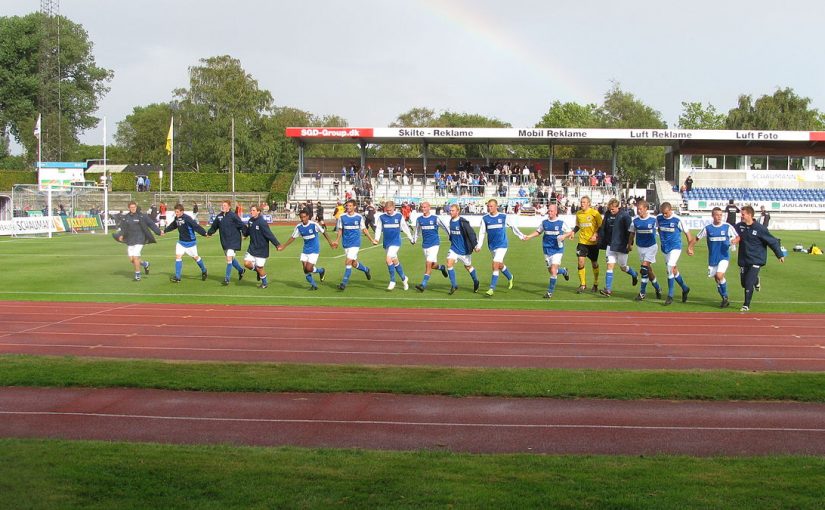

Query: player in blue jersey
[
  {"left": 521, "top": 204, "right": 572, "bottom": 299},
  {"left": 656, "top": 202, "right": 693, "bottom": 305},
  {"left": 332, "top": 199, "right": 375, "bottom": 291},
  {"left": 277, "top": 209, "right": 334, "bottom": 290},
  {"left": 687, "top": 207, "right": 740, "bottom": 308},
  {"left": 444, "top": 203, "right": 480, "bottom": 295},
  {"left": 243, "top": 204, "right": 281, "bottom": 289},
  {"left": 474, "top": 199, "right": 525, "bottom": 296},
  {"left": 207, "top": 200, "right": 247, "bottom": 286},
  {"left": 597, "top": 198, "right": 638, "bottom": 297},
  {"left": 411, "top": 201, "right": 449, "bottom": 292},
  {"left": 164, "top": 203, "right": 208, "bottom": 283},
  {"left": 627, "top": 199, "right": 663, "bottom": 302},
  {"left": 373, "top": 200, "right": 414, "bottom": 291}
]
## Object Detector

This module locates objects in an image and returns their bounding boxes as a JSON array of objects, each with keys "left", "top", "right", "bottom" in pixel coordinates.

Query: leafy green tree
[
  {"left": 114, "top": 103, "right": 174, "bottom": 165},
  {"left": 535, "top": 100, "right": 601, "bottom": 159},
  {"left": 173, "top": 55, "right": 273, "bottom": 172},
  {"left": 677, "top": 101, "right": 726, "bottom": 129},
  {"left": 725, "top": 87, "right": 825, "bottom": 130},
  {"left": 599, "top": 83, "right": 667, "bottom": 188},
  {"left": 0, "top": 13, "right": 112, "bottom": 160}
]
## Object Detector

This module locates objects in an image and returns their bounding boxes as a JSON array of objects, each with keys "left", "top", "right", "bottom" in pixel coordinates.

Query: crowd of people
[{"left": 116, "top": 193, "right": 785, "bottom": 312}]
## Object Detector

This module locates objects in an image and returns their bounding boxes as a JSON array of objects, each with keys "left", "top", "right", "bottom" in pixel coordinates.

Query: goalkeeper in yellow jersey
[{"left": 573, "top": 196, "right": 602, "bottom": 293}]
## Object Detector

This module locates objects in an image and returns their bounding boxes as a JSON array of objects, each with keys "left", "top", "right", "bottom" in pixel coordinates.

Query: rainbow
[{"left": 416, "top": 0, "right": 601, "bottom": 114}]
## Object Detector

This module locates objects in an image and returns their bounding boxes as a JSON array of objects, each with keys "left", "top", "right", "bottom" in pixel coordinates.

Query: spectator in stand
[
  {"left": 315, "top": 170, "right": 322, "bottom": 188},
  {"left": 145, "top": 176, "right": 150, "bottom": 192},
  {"left": 759, "top": 206, "right": 771, "bottom": 228},
  {"left": 192, "top": 202, "right": 199, "bottom": 220},
  {"left": 684, "top": 175, "right": 693, "bottom": 192},
  {"left": 522, "top": 166, "right": 530, "bottom": 184},
  {"left": 725, "top": 199, "right": 740, "bottom": 227},
  {"left": 315, "top": 202, "right": 324, "bottom": 224}
]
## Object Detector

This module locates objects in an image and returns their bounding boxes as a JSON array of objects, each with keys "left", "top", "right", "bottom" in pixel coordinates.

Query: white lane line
[
  {"left": 2, "top": 342, "right": 825, "bottom": 362},
  {"left": 1, "top": 410, "right": 824, "bottom": 433}
]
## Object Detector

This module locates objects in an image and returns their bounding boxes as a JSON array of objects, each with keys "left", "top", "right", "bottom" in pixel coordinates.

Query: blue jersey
[
  {"left": 449, "top": 218, "right": 469, "bottom": 255},
  {"left": 291, "top": 221, "right": 325, "bottom": 254},
  {"left": 477, "top": 212, "right": 520, "bottom": 250},
  {"left": 657, "top": 214, "right": 689, "bottom": 253},
  {"left": 537, "top": 218, "right": 571, "bottom": 256},
  {"left": 415, "top": 214, "right": 447, "bottom": 249},
  {"left": 697, "top": 222, "right": 737, "bottom": 266},
  {"left": 629, "top": 215, "right": 657, "bottom": 248},
  {"left": 375, "top": 211, "right": 411, "bottom": 248},
  {"left": 337, "top": 213, "right": 365, "bottom": 249}
]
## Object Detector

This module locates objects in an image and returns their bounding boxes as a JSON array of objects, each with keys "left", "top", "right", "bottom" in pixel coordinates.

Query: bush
[
  {"left": 269, "top": 170, "right": 295, "bottom": 203},
  {"left": 0, "top": 171, "right": 37, "bottom": 191},
  {"left": 111, "top": 172, "right": 276, "bottom": 192}
]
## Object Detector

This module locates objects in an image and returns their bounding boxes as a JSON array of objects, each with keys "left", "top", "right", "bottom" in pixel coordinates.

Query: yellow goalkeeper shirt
[{"left": 575, "top": 207, "right": 602, "bottom": 245}]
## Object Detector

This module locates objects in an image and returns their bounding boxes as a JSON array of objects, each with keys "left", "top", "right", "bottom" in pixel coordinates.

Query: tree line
[{"left": 2, "top": 12, "right": 824, "bottom": 184}]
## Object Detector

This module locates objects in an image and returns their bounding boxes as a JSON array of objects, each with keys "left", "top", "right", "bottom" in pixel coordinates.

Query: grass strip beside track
[
  {"left": 1, "top": 439, "right": 824, "bottom": 509},
  {"left": 3, "top": 355, "right": 825, "bottom": 402}
]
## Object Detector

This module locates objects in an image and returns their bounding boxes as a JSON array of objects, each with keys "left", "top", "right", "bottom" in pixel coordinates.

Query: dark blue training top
[
  {"left": 245, "top": 215, "right": 280, "bottom": 258},
  {"left": 207, "top": 210, "right": 245, "bottom": 251}
]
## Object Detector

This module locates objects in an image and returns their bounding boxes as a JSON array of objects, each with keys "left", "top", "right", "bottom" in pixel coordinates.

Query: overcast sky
[{"left": 7, "top": 0, "right": 825, "bottom": 151}]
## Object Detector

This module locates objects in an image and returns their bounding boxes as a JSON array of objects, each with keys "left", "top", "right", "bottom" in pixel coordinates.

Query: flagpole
[
  {"left": 103, "top": 116, "right": 109, "bottom": 235},
  {"left": 169, "top": 117, "right": 174, "bottom": 192},
  {"left": 231, "top": 116, "right": 236, "bottom": 202}
]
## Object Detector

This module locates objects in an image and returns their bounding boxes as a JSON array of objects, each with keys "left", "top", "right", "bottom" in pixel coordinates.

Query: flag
[
  {"left": 34, "top": 114, "right": 41, "bottom": 140},
  {"left": 165, "top": 118, "right": 173, "bottom": 155}
]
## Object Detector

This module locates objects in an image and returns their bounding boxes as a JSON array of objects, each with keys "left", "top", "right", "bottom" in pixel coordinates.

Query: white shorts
[
  {"left": 244, "top": 252, "right": 267, "bottom": 268},
  {"left": 127, "top": 244, "right": 143, "bottom": 257},
  {"left": 544, "top": 253, "right": 563, "bottom": 267},
  {"left": 300, "top": 252, "right": 320, "bottom": 265},
  {"left": 385, "top": 245, "right": 400, "bottom": 259},
  {"left": 709, "top": 259, "right": 729, "bottom": 276},
  {"left": 423, "top": 246, "right": 439, "bottom": 263},
  {"left": 664, "top": 249, "right": 682, "bottom": 267},
  {"left": 175, "top": 243, "right": 199, "bottom": 258},
  {"left": 605, "top": 247, "right": 629, "bottom": 267},
  {"left": 447, "top": 249, "right": 472, "bottom": 267},
  {"left": 637, "top": 245, "right": 657, "bottom": 264},
  {"left": 344, "top": 247, "right": 360, "bottom": 260},
  {"left": 490, "top": 247, "right": 507, "bottom": 263},
  {"left": 225, "top": 249, "right": 237, "bottom": 258}
]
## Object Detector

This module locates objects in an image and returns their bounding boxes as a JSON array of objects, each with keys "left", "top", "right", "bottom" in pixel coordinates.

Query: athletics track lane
[
  {"left": 1, "top": 387, "right": 824, "bottom": 455},
  {"left": 0, "top": 301, "right": 824, "bottom": 370}
]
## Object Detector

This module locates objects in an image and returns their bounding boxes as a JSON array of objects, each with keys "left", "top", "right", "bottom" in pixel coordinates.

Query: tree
[
  {"left": 599, "top": 83, "right": 667, "bottom": 189},
  {"left": 677, "top": 101, "right": 726, "bottom": 129},
  {"left": 725, "top": 87, "right": 825, "bottom": 130},
  {"left": 173, "top": 55, "right": 273, "bottom": 172},
  {"left": 535, "top": 100, "right": 602, "bottom": 159},
  {"left": 114, "top": 103, "right": 174, "bottom": 165},
  {"left": 0, "top": 13, "right": 112, "bottom": 160}
]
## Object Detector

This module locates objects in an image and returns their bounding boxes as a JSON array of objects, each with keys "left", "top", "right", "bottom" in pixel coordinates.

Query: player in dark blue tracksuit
[
  {"left": 164, "top": 203, "right": 208, "bottom": 282},
  {"left": 243, "top": 204, "right": 281, "bottom": 289},
  {"left": 207, "top": 199, "right": 247, "bottom": 285},
  {"left": 735, "top": 205, "right": 784, "bottom": 311}
]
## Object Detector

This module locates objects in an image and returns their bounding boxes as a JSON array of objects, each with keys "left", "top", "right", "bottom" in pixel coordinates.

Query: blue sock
[
  {"left": 232, "top": 259, "right": 243, "bottom": 272},
  {"left": 356, "top": 262, "right": 368, "bottom": 273},
  {"left": 175, "top": 260, "right": 182, "bottom": 279},
  {"left": 559, "top": 267, "right": 568, "bottom": 277},
  {"left": 501, "top": 266, "right": 512, "bottom": 280},
  {"left": 196, "top": 258, "right": 206, "bottom": 272},
  {"left": 387, "top": 264, "right": 397, "bottom": 282},
  {"left": 422, "top": 274, "right": 430, "bottom": 288},
  {"left": 395, "top": 264, "right": 406, "bottom": 280},
  {"left": 225, "top": 263, "right": 232, "bottom": 280},
  {"left": 134, "top": 271, "right": 141, "bottom": 279},
  {"left": 261, "top": 274, "right": 268, "bottom": 285},
  {"left": 141, "top": 261, "right": 149, "bottom": 269},
  {"left": 313, "top": 267, "right": 323, "bottom": 273},
  {"left": 343, "top": 267, "right": 353, "bottom": 284},
  {"left": 548, "top": 276, "right": 557, "bottom": 293},
  {"left": 306, "top": 273, "right": 316, "bottom": 286},
  {"left": 469, "top": 268, "right": 478, "bottom": 283},
  {"left": 640, "top": 278, "right": 648, "bottom": 294},
  {"left": 605, "top": 270, "right": 614, "bottom": 291},
  {"left": 626, "top": 267, "right": 637, "bottom": 278},
  {"left": 490, "top": 271, "right": 500, "bottom": 290},
  {"left": 448, "top": 268, "right": 457, "bottom": 287},
  {"left": 667, "top": 276, "right": 675, "bottom": 297},
  {"left": 674, "top": 273, "right": 687, "bottom": 291},
  {"left": 719, "top": 280, "right": 728, "bottom": 297},
  {"left": 651, "top": 278, "right": 661, "bottom": 291}
]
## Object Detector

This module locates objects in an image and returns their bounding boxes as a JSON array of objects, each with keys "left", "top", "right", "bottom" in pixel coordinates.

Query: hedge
[
  {"left": 111, "top": 172, "right": 276, "bottom": 193},
  {"left": 0, "top": 171, "right": 37, "bottom": 191}
]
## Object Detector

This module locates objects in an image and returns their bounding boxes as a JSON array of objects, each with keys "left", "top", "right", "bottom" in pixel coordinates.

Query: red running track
[
  {"left": 1, "top": 301, "right": 824, "bottom": 370},
  {"left": 2, "top": 387, "right": 824, "bottom": 455}
]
